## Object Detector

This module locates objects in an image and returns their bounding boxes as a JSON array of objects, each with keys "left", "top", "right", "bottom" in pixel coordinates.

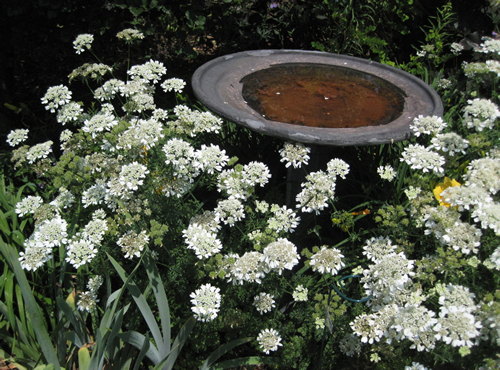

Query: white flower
[
  {"left": 73, "top": 34, "right": 94, "bottom": 54},
  {"left": 194, "top": 144, "right": 229, "bottom": 174},
  {"left": 116, "top": 28, "right": 144, "bottom": 41},
  {"left": 253, "top": 293, "right": 275, "bottom": 314},
  {"left": 267, "top": 205, "right": 300, "bottom": 233},
  {"left": 296, "top": 170, "right": 336, "bottom": 214},
  {"left": 190, "top": 283, "right": 221, "bottom": 322},
  {"left": 362, "top": 236, "right": 396, "bottom": 263},
  {"left": 377, "top": 165, "right": 397, "bottom": 181},
  {"left": 57, "top": 102, "right": 83, "bottom": 125},
  {"left": 257, "top": 328, "right": 282, "bottom": 354},
  {"left": 400, "top": 144, "right": 445, "bottom": 175},
  {"left": 41, "top": 85, "right": 72, "bottom": 113},
  {"left": 66, "top": 237, "right": 98, "bottom": 268},
  {"left": 475, "top": 37, "right": 500, "bottom": 54},
  {"left": 77, "top": 291, "right": 99, "bottom": 312},
  {"left": 215, "top": 197, "right": 245, "bottom": 226},
  {"left": 161, "top": 78, "right": 186, "bottom": 93},
  {"left": 405, "top": 362, "right": 431, "bottom": 370},
  {"left": 279, "top": 141, "right": 311, "bottom": 168},
  {"left": 26, "top": 141, "right": 53, "bottom": 164},
  {"left": 433, "top": 306, "right": 482, "bottom": 347},
  {"left": 262, "top": 238, "right": 300, "bottom": 274},
  {"left": 117, "top": 230, "right": 149, "bottom": 259},
  {"left": 128, "top": 60, "right": 167, "bottom": 84},
  {"left": 487, "top": 247, "right": 500, "bottom": 270},
  {"left": 463, "top": 98, "right": 500, "bottom": 131},
  {"left": 292, "top": 285, "right": 308, "bottom": 302},
  {"left": 15, "top": 196, "right": 43, "bottom": 217},
  {"left": 472, "top": 202, "right": 500, "bottom": 235},
  {"left": 118, "top": 162, "right": 149, "bottom": 191},
  {"left": 230, "top": 251, "right": 267, "bottom": 284},
  {"left": 50, "top": 188, "right": 75, "bottom": 210},
  {"left": 327, "top": 158, "right": 350, "bottom": 179},
  {"left": 82, "top": 112, "right": 118, "bottom": 138},
  {"left": 183, "top": 223, "right": 223, "bottom": 259},
  {"left": 310, "top": 246, "right": 345, "bottom": 274},
  {"left": 409, "top": 115, "right": 446, "bottom": 136},
  {"left": 7, "top": 129, "right": 29, "bottom": 147},
  {"left": 405, "top": 186, "right": 421, "bottom": 200},
  {"left": 429, "top": 132, "right": 469, "bottom": 156},
  {"left": 242, "top": 161, "right": 271, "bottom": 187}
]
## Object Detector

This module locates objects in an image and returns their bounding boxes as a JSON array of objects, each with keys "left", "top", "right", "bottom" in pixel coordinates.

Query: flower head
[
  {"left": 253, "top": 293, "right": 275, "bottom": 314},
  {"left": 310, "top": 246, "right": 345, "bottom": 274},
  {"left": 41, "top": 85, "right": 72, "bottom": 113},
  {"left": 410, "top": 115, "right": 446, "bottom": 137},
  {"left": 7, "top": 129, "right": 29, "bottom": 147},
  {"left": 262, "top": 238, "right": 300, "bottom": 274},
  {"left": 377, "top": 165, "right": 397, "bottom": 181},
  {"left": 190, "top": 283, "right": 221, "bottom": 322},
  {"left": 292, "top": 285, "right": 308, "bottom": 302},
  {"left": 279, "top": 141, "right": 311, "bottom": 168},
  {"left": 433, "top": 177, "right": 461, "bottom": 207},
  {"left": 257, "top": 328, "right": 283, "bottom": 354},
  {"left": 73, "top": 34, "right": 94, "bottom": 54}
]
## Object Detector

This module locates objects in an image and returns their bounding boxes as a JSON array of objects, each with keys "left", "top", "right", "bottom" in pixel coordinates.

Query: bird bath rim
[{"left": 191, "top": 50, "right": 443, "bottom": 146}]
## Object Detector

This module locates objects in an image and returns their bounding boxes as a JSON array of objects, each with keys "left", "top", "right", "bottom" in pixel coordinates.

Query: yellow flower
[{"left": 433, "top": 177, "right": 460, "bottom": 207}]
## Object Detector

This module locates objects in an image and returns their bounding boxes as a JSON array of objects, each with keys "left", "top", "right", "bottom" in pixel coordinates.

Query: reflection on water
[{"left": 241, "top": 63, "right": 406, "bottom": 128}]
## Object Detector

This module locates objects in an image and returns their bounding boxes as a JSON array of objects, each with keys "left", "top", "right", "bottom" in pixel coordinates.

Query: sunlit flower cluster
[
  {"left": 463, "top": 98, "right": 500, "bottom": 131},
  {"left": 262, "top": 238, "right": 299, "bottom": 275},
  {"left": 16, "top": 195, "right": 43, "bottom": 217},
  {"left": 296, "top": 170, "right": 337, "bottom": 214},
  {"left": 41, "top": 85, "right": 72, "bottom": 113},
  {"left": 409, "top": 115, "right": 446, "bottom": 136},
  {"left": 128, "top": 60, "right": 167, "bottom": 84},
  {"left": 292, "top": 285, "right": 308, "bottom": 302},
  {"left": 279, "top": 141, "right": 311, "bottom": 168},
  {"left": 161, "top": 78, "right": 186, "bottom": 93},
  {"left": 309, "top": 246, "right": 345, "bottom": 274},
  {"left": 190, "top": 283, "right": 221, "bottom": 322},
  {"left": 116, "top": 28, "right": 144, "bottom": 42},
  {"left": 7, "top": 129, "right": 29, "bottom": 147},
  {"left": 257, "top": 328, "right": 282, "bottom": 354},
  {"left": 183, "top": 223, "right": 223, "bottom": 259},
  {"left": 429, "top": 132, "right": 469, "bottom": 156},
  {"left": 267, "top": 205, "right": 300, "bottom": 233},
  {"left": 117, "top": 230, "right": 150, "bottom": 259},
  {"left": 377, "top": 165, "right": 397, "bottom": 181},
  {"left": 400, "top": 144, "right": 445, "bottom": 175}
]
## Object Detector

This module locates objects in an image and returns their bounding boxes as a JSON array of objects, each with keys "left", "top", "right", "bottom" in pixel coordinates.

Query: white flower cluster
[
  {"left": 279, "top": 141, "right": 311, "bottom": 168},
  {"left": 117, "top": 230, "right": 150, "bottom": 259},
  {"left": 257, "top": 328, "right": 282, "bottom": 354},
  {"left": 118, "top": 162, "right": 149, "bottom": 192},
  {"left": 16, "top": 195, "right": 43, "bottom": 217},
  {"left": 172, "top": 105, "right": 222, "bottom": 136},
  {"left": 428, "top": 132, "right": 469, "bottom": 156},
  {"left": 19, "top": 216, "right": 69, "bottom": 271},
  {"left": 83, "top": 112, "right": 118, "bottom": 138},
  {"left": 7, "top": 129, "right": 29, "bottom": 147},
  {"left": 161, "top": 78, "right": 186, "bottom": 93},
  {"left": 262, "top": 238, "right": 300, "bottom": 275},
  {"left": 183, "top": 223, "right": 222, "bottom": 259},
  {"left": 127, "top": 60, "right": 167, "bottom": 84},
  {"left": 116, "top": 28, "right": 144, "bottom": 42},
  {"left": 214, "top": 197, "right": 245, "bottom": 226},
  {"left": 292, "top": 285, "right": 308, "bottom": 302},
  {"left": 73, "top": 33, "right": 94, "bottom": 54},
  {"left": 41, "top": 85, "right": 72, "bottom": 113},
  {"left": 400, "top": 144, "right": 445, "bottom": 175},
  {"left": 296, "top": 171, "right": 336, "bottom": 214},
  {"left": 217, "top": 162, "right": 271, "bottom": 200},
  {"left": 253, "top": 292, "right": 275, "bottom": 314},
  {"left": 377, "top": 165, "right": 397, "bottom": 181},
  {"left": 267, "top": 204, "right": 300, "bottom": 233},
  {"left": 423, "top": 206, "right": 482, "bottom": 254},
  {"left": 475, "top": 37, "right": 500, "bottom": 54},
  {"left": 409, "top": 115, "right": 446, "bottom": 137},
  {"left": 463, "top": 98, "right": 500, "bottom": 131},
  {"left": 309, "top": 246, "right": 345, "bottom": 274},
  {"left": 190, "top": 283, "right": 221, "bottom": 322}
]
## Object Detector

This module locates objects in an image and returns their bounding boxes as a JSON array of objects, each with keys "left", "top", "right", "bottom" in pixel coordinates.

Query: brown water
[{"left": 241, "top": 63, "right": 406, "bottom": 128}]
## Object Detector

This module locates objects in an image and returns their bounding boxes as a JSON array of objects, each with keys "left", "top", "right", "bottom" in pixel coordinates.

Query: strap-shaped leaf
[
  {"left": 200, "top": 337, "right": 253, "bottom": 370},
  {"left": 117, "top": 331, "right": 161, "bottom": 364},
  {"left": 207, "top": 356, "right": 283, "bottom": 369},
  {"left": 108, "top": 253, "right": 164, "bottom": 354},
  {"left": 142, "top": 251, "right": 171, "bottom": 354},
  {"left": 0, "top": 238, "right": 61, "bottom": 369},
  {"left": 163, "top": 316, "right": 196, "bottom": 370}
]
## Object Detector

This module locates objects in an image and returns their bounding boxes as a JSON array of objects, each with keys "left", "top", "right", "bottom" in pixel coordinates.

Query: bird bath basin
[{"left": 192, "top": 50, "right": 443, "bottom": 146}]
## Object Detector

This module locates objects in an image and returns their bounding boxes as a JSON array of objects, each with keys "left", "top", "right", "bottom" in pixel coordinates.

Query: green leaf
[
  {"left": 200, "top": 337, "right": 253, "bottom": 370},
  {"left": 107, "top": 253, "right": 164, "bottom": 353},
  {"left": 78, "top": 347, "right": 91, "bottom": 370},
  {"left": 0, "top": 238, "right": 61, "bottom": 369},
  {"left": 208, "top": 356, "right": 283, "bottom": 369},
  {"left": 117, "top": 331, "right": 160, "bottom": 364}
]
